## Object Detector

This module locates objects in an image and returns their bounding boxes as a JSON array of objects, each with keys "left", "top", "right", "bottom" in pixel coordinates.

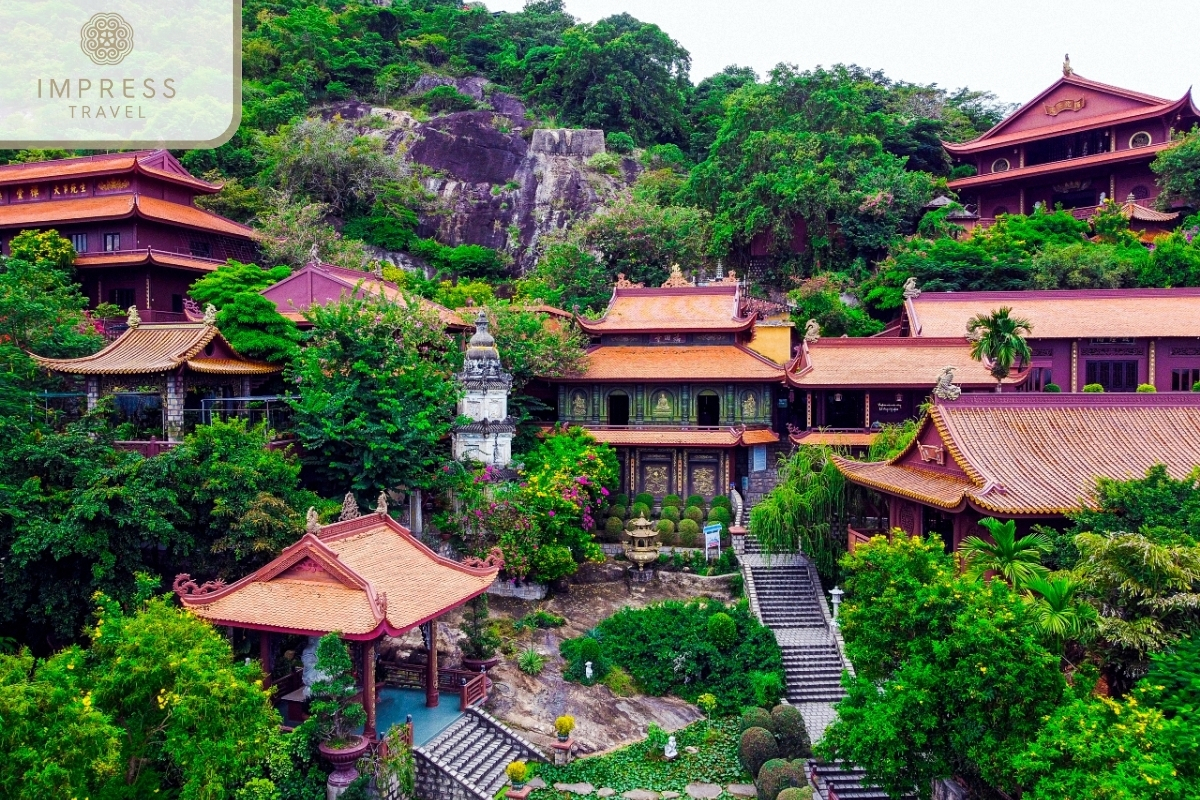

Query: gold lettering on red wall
[
  {"left": 50, "top": 182, "right": 92, "bottom": 197},
  {"left": 1044, "top": 97, "right": 1086, "bottom": 116}
]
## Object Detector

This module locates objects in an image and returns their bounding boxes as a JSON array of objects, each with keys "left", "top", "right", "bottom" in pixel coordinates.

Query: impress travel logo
[{"left": 0, "top": 1, "right": 241, "bottom": 148}]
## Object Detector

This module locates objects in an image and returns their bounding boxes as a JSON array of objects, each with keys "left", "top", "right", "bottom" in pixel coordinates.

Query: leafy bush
[
  {"left": 662, "top": 505, "right": 681, "bottom": 523},
  {"left": 708, "top": 507, "right": 732, "bottom": 525},
  {"left": 677, "top": 518, "right": 700, "bottom": 547},
  {"left": 459, "top": 595, "right": 500, "bottom": 660},
  {"left": 606, "top": 132, "right": 636, "bottom": 154},
  {"left": 750, "top": 671, "right": 784, "bottom": 708},
  {"left": 738, "top": 727, "right": 779, "bottom": 777},
  {"left": 1043, "top": 383, "right": 1062, "bottom": 392},
  {"left": 686, "top": 495, "right": 706, "bottom": 509},
  {"left": 1136, "top": 383, "right": 1157, "bottom": 393},
  {"left": 518, "top": 647, "right": 545, "bottom": 676},
  {"left": 711, "top": 496, "right": 732, "bottom": 510},
  {"left": 1083, "top": 383, "right": 1105, "bottom": 393},
  {"left": 631, "top": 502, "right": 652, "bottom": 519},
  {"left": 517, "top": 610, "right": 566, "bottom": 630},
  {"left": 417, "top": 85, "right": 478, "bottom": 113},
  {"left": 740, "top": 707, "right": 773, "bottom": 733},
  {"left": 645, "top": 723, "right": 669, "bottom": 754},
  {"left": 707, "top": 612, "right": 738, "bottom": 650},
  {"left": 561, "top": 635, "right": 609, "bottom": 684},
  {"left": 657, "top": 519, "right": 676, "bottom": 537},
  {"left": 634, "top": 492, "right": 655, "bottom": 507},
  {"left": 555, "top": 715, "right": 576, "bottom": 737},
  {"left": 614, "top": 493, "right": 630, "bottom": 508},
  {"left": 684, "top": 506, "right": 705, "bottom": 524},
  {"left": 757, "top": 760, "right": 805, "bottom": 800},
  {"left": 575, "top": 598, "right": 782, "bottom": 712},
  {"left": 770, "top": 705, "right": 811, "bottom": 759},
  {"left": 310, "top": 633, "right": 367, "bottom": 746},
  {"left": 533, "top": 544, "right": 577, "bottom": 582},
  {"left": 605, "top": 517, "right": 626, "bottom": 539},
  {"left": 587, "top": 151, "right": 623, "bottom": 176},
  {"left": 600, "top": 665, "right": 638, "bottom": 697},
  {"left": 663, "top": 494, "right": 683, "bottom": 508},
  {"left": 610, "top": 504, "right": 628, "bottom": 520},
  {"left": 775, "top": 788, "right": 813, "bottom": 800}
]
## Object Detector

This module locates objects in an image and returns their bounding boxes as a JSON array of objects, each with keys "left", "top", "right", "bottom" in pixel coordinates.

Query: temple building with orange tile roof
[
  {"left": 32, "top": 310, "right": 280, "bottom": 440},
  {"left": 0, "top": 150, "right": 259, "bottom": 322},
  {"left": 886, "top": 285, "right": 1200, "bottom": 393},
  {"left": 539, "top": 267, "right": 791, "bottom": 499},
  {"left": 833, "top": 393, "right": 1200, "bottom": 553},
  {"left": 941, "top": 59, "right": 1198, "bottom": 230},
  {"left": 174, "top": 503, "right": 499, "bottom": 742}
]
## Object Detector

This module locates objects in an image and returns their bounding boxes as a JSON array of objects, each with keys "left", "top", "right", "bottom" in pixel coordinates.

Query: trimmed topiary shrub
[
  {"left": 775, "top": 787, "right": 813, "bottom": 800},
  {"left": 613, "top": 493, "right": 629, "bottom": 508},
  {"left": 686, "top": 494, "right": 706, "bottom": 509},
  {"left": 661, "top": 505, "right": 681, "bottom": 523},
  {"left": 711, "top": 495, "right": 732, "bottom": 510},
  {"left": 739, "top": 706, "right": 773, "bottom": 733},
  {"left": 684, "top": 506, "right": 705, "bottom": 524},
  {"left": 757, "top": 760, "right": 804, "bottom": 800},
  {"left": 604, "top": 517, "right": 625, "bottom": 540},
  {"left": 677, "top": 518, "right": 700, "bottom": 547},
  {"left": 1137, "top": 383, "right": 1157, "bottom": 393},
  {"left": 738, "top": 727, "right": 779, "bottom": 778},
  {"left": 634, "top": 492, "right": 654, "bottom": 508},
  {"left": 770, "top": 704, "right": 812, "bottom": 759},
  {"left": 630, "top": 502, "right": 651, "bottom": 520},
  {"left": 1043, "top": 382, "right": 1062, "bottom": 392},
  {"left": 1083, "top": 383, "right": 1105, "bottom": 392},
  {"left": 662, "top": 494, "right": 683, "bottom": 508},
  {"left": 708, "top": 506, "right": 732, "bottom": 525},
  {"left": 656, "top": 519, "right": 676, "bottom": 537},
  {"left": 707, "top": 612, "right": 737, "bottom": 650}
]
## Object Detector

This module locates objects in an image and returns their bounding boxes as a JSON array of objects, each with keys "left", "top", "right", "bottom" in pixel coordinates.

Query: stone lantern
[{"left": 624, "top": 513, "right": 660, "bottom": 572}]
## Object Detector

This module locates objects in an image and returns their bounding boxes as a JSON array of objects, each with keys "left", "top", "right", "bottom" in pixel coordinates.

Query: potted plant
[
  {"left": 311, "top": 633, "right": 370, "bottom": 790},
  {"left": 554, "top": 714, "right": 575, "bottom": 742},
  {"left": 506, "top": 760, "right": 529, "bottom": 789},
  {"left": 459, "top": 594, "right": 502, "bottom": 671}
]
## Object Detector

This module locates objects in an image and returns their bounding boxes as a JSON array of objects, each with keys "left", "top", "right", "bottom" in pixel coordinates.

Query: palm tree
[
  {"left": 1022, "top": 574, "right": 1098, "bottom": 648},
  {"left": 960, "top": 517, "right": 1051, "bottom": 588},
  {"left": 966, "top": 306, "right": 1033, "bottom": 392}
]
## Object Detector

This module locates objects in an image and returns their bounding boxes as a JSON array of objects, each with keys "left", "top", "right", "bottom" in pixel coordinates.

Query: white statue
[
  {"left": 902, "top": 276, "right": 921, "bottom": 299},
  {"left": 202, "top": 303, "right": 217, "bottom": 326},
  {"left": 664, "top": 735, "right": 678, "bottom": 760},
  {"left": 933, "top": 366, "right": 962, "bottom": 401},
  {"left": 300, "top": 636, "right": 328, "bottom": 698},
  {"left": 306, "top": 506, "right": 320, "bottom": 534},
  {"left": 804, "top": 319, "right": 820, "bottom": 344},
  {"left": 126, "top": 305, "right": 141, "bottom": 329},
  {"left": 585, "top": 661, "right": 593, "bottom": 680}
]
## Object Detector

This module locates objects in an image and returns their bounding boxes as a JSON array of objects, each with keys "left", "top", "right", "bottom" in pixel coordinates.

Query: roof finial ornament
[
  {"left": 307, "top": 242, "right": 320, "bottom": 265},
  {"left": 933, "top": 366, "right": 962, "bottom": 401},
  {"left": 1063, "top": 53, "right": 1073, "bottom": 77},
  {"left": 661, "top": 263, "right": 692, "bottom": 288},
  {"left": 305, "top": 506, "right": 320, "bottom": 534},
  {"left": 126, "top": 305, "right": 141, "bottom": 329},
  {"left": 339, "top": 492, "right": 361, "bottom": 521},
  {"left": 377, "top": 491, "right": 388, "bottom": 517},
  {"left": 202, "top": 303, "right": 217, "bottom": 326},
  {"left": 804, "top": 318, "right": 821, "bottom": 344},
  {"left": 903, "top": 276, "right": 921, "bottom": 299}
]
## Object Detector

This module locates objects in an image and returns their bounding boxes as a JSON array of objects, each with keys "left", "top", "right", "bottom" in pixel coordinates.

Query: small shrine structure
[
  {"left": 833, "top": 393, "right": 1200, "bottom": 552},
  {"left": 453, "top": 311, "right": 515, "bottom": 467},
  {"left": 174, "top": 503, "right": 499, "bottom": 741},
  {"left": 31, "top": 310, "right": 280, "bottom": 439}
]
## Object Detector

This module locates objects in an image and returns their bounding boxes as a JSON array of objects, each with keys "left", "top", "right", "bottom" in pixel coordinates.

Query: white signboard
[{"left": 703, "top": 523, "right": 722, "bottom": 560}]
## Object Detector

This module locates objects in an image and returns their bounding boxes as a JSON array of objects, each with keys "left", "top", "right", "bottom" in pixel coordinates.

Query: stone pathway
[{"left": 551, "top": 783, "right": 753, "bottom": 799}]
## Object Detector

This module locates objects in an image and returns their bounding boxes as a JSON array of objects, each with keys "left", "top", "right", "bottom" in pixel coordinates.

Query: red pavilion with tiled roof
[
  {"left": 0, "top": 150, "right": 259, "bottom": 322},
  {"left": 943, "top": 61, "right": 1199, "bottom": 229},
  {"left": 175, "top": 507, "right": 499, "bottom": 739},
  {"left": 833, "top": 393, "right": 1200, "bottom": 552},
  {"left": 541, "top": 269, "right": 791, "bottom": 499}
]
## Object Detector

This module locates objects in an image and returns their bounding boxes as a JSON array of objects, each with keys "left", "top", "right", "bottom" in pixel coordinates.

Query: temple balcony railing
[
  {"left": 380, "top": 663, "right": 490, "bottom": 712},
  {"left": 77, "top": 246, "right": 228, "bottom": 266},
  {"left": 847, "top": 518, "right": 890, "bottom": 553}
]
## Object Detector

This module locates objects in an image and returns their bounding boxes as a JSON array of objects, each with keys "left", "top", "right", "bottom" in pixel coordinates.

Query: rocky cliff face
[{"left": 335, "top": 83, "right": 637, "bottom": 274}]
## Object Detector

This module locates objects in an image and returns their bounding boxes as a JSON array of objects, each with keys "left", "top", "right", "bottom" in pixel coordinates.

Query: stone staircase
[
  {"left": 749, "top": 564, "right": 828, "bottom": 629},
  {"left": 414, "top": 708, "right": 544, "bottom": 800},
  {"left": 809, "top": 762, "right": 911, "bottom": 800}
]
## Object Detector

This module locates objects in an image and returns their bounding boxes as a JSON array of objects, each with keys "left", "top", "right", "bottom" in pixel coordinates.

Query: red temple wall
[{"left": 997, "top": 86, "right": 1154, "bottom": 137}]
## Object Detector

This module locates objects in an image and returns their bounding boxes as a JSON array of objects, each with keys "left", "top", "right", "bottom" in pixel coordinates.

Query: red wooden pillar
[
  {"left": 363, "top": 639, "right": 377, "bottom": 740},
  {"left": 259, "top": 631, "right": 272, "bottom": 684},
  {"left": 425, "top": 620, "right": 439, "bottom": 708}
]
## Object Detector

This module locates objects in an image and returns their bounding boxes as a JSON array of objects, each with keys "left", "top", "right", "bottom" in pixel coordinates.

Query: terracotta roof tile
[
  {"left": 0, "top": 195, "right": 135, "bottom": 227},
  {"left": 180, "top": 515, "right": 497, "bottom": 637},
  {"left": 578, "top": 285, "right": 753, "bottom": 334},
  {"left": 135, "top": 195, "right": 257, "bottom": 238},
  {"left": 906, "top": 288, "right": 1200, "bottom": 339},
  {"left": 571, "top": 345, "right": 784, "bottom": 381},
  {"left": 32, "top": 322, "right": 280, "bottom": 376},
  {"left": 0, "top": 150, "right": 221, "bottom": 192},
  {"left": 787, "top": 337, "right": 1022, "bottom": 388},
  {"left": 741, "top": 428, "right": 781, "bottom": 445},
  {"left": 75, "top": 249, "right": 224, "bottom": 274},
  {"left": 835, "top": 394, "right": 1200, "bottom": 515},
  {"left": 792, "top": 431, "right": 878, "bottom": 447}
]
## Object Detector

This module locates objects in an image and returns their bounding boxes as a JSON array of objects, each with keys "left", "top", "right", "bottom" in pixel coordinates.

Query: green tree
[
  {"left": 515, "top": 242, "right": 613, "bottom": 314},
  {"left": 1152, "top": 126, "right": 1200, "bottom": 209},
  {"left": 309, "top": 633, "right": 366, "bottom": 747},
  {"left": 1021, "top": 574, "right": 1097, "bottom": 649},
  {"left": 287, "top": 292, "right": 460, "bottom": 496},
  {"left": 214, "top": 291, "right": 301, "bottom": 363},
  {"left": 966, "top": 306, "right": 1033, "bottom": 391},
  {"left": 528, "top": 14, "right": 691, "bottom": 145},
  {"left": 960, "top": 517, "right": 1052, "bottom": 587},
  {"left": 685, "top": 65, "right": 758, "bottom": 160},
  {"left": 577, "top": 196, "right": 713, "bottom": 287},
  {"left": 1029, "top": 241, "right": 1144, "bottom": 289},
  {"left": 788, "top": 276, "right": 883, "bottom": 337},
  {"left": 749, "top": 446, "right": 845, "bottom": 580},
  {"left": 189, "top": 260, "right": 292, "bottom": 308}
]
